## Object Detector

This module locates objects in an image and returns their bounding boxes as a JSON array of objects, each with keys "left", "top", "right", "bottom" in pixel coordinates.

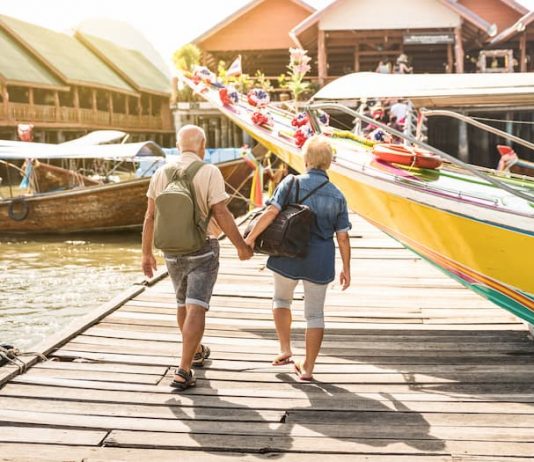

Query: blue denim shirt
[{"left": 266, "top": 169, "right": 351, "bottom": 284}]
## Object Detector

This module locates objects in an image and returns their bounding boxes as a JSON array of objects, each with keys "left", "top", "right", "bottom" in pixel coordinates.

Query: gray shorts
[
  {"left": 164, "top": 239, "right": 220, "bottom": 310},
  {"left": 272, "top": 272, "right": 328, "bottom": 328}
]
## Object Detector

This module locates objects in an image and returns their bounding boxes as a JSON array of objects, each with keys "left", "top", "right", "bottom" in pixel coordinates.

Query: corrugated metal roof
[
  {"left": 0, "top": 27, "right": 66, "bottom": 90},
  {"left": 0, "top": 15, "right": 136, "bottom": 95},
  {"left": 76, "top": 33, "right": 170, "bottom": 96}
]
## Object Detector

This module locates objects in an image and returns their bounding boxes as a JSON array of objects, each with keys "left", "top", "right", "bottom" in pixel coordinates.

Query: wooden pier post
[
  {"left": 458, "top": 118, "right": 469, "bottom": 162},
  {"left": 454, "top": 25, "right": 464, "bottom": 74},
  {"left": 318, "top": 29, "right": 327, "bottom": 87}
]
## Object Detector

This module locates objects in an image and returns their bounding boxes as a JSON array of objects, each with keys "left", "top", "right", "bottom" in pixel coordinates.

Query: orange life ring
[{"left": 372, "top": 143, "right": 442, "bottom": 170}]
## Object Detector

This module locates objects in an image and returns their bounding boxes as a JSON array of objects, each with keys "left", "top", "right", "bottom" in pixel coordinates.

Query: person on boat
[
  {"left": 17, "top": 123, "right": 33, "bottom": 142},
  {"left": 375, "top": 59, "right": 392, "bottom": 74},
  {"left": 141, "top": 124, "right": 253, "bottom": 391},
  {"left": 394, "top": 54, "right": 413, "bottom": 74},
  {"left": 364, "top": 101, "right": 387, "bottom": 137},
  {"left": 244, "top": 136, "right": 352, "bottom": 381},
  {"left": 389, "top": 99, "right": 409, "bottom": 126}
]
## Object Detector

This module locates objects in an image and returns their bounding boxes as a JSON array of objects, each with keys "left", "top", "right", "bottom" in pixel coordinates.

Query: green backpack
[{"left": 154, "top": 161, "right": 210, "bottom": 255}]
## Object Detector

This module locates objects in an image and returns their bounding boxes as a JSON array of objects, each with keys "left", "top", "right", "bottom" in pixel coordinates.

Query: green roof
[
  {"left": 0, "top": 27, "right": 65, "bottom": 89},
  {"left": 77, "top": 33, "right": 170, "bottom": 96},
  {"left": 0, "top": 15, "right": 135, "bottom": 94}
]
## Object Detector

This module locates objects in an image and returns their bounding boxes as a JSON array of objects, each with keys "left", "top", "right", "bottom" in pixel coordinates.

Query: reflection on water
[{"left": 0, "top": 232, "right": 146, "bottom": 351}]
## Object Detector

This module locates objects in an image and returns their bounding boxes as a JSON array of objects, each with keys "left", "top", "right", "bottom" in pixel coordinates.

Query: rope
[
  {"left": 472, "top": 116, "right": 534, "bottom": 126},
  {"left": 0, "top": 345, "right": 50, "bottom": 373}
]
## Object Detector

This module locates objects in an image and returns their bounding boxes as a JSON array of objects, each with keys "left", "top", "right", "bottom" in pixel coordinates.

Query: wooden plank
[
  {"left": 0, "top": 396, "right": 284, "bottom": 422},
  {"left": 0, "top": 444, "right": 454, "bottom": 462},
  {"left": 0, "top": 426, "right": 106, "bottom": 445},
  {"left": 6, "top": 379, "right": 534, "bottom": 411},
  {"left": 103, "top": 429, "right": 448, "bottom": 455},
  {"left": 2, "top": 396, "right": 534, "bottom": 429},
  {"left": 1, "top": 408, "right": 534, "bottom": 443}
]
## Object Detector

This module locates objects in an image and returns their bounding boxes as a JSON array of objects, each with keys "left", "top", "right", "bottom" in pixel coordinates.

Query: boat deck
[{"left": 1, "top": 214, "right": 534, "bottom": 461}]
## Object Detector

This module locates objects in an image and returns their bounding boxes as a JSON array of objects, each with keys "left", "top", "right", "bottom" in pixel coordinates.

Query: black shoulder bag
[{"left": 244, "top": 175, "right": 329, "bottom": 258}]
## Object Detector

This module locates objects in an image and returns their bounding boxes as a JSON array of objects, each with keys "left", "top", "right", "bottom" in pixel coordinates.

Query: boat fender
[{"left": 8, "top": 197, "right": 30, "bottom": 221}]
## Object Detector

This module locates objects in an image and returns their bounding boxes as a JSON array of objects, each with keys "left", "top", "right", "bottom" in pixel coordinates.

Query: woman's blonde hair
[{"left": 303, "top": 135, "right": 333, "bottom": 170}]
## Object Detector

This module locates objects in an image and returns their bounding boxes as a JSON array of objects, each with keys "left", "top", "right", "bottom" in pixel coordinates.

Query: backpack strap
[
  {"left": 185, "top": 161, "right": 213, "bottom": 231},
  {"left": 281, "top": 175, "right": 296, "bottom": 207},
  {"left": 298, "top": 179, "right": 329, "bottom": 203},
  {"left": 183, "top": 160, "right": 206, "bottom": 181}
]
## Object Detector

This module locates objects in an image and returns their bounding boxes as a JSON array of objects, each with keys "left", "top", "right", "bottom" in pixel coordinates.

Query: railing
[
  {"left": 421, "top": 109, "right": 534, "bottom": 152},
  {"left": 306, "top": 102, "right": 534, "bottom": 204},
  {"left": 1, "top": 102, "right": 172, "bottom": 131}
]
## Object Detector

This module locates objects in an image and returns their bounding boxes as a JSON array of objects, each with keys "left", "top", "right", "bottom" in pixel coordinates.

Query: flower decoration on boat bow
[
  {"left": 317, "top": 110, "right": 330, "bottom": 126},
  {"left": 294, "top": 123, "right": 314, "bottom": 148},
  {"left": 247, "top": 88, "right": 270, "bottom": 107},
  {"left": 291, "top": 112, "right": 309, "bottom": 128},
  {"left": 192, "top": 65, "right": 217, "bottom": 85},
  {"left": 251, "top": 109, "right": 274, "bottom": 128},
  {"left": 219, "top": 86, "right": 239, "bottom": 106}
]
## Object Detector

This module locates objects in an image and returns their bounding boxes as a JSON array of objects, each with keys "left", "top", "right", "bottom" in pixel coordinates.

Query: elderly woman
[{"left": 244, "top": 136, "right": 351, "bottom": 380}]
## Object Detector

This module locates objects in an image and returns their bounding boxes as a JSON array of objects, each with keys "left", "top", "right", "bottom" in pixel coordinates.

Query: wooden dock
[{"left": 1, "top": 214, "right": 534, "bottom": 461}]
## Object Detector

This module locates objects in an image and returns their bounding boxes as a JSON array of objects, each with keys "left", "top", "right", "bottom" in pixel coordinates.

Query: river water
[{"left": 0, "top": 232, "right": 149, "bottom": 351}]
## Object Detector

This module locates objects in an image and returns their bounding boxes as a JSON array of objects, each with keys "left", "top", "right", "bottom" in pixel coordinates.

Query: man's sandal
[
  {"left": 192, "top": 344, "right": 211, "bottom": 368},
  {"left": 170, "top": 368, "right": 196, "bottom": 391}
]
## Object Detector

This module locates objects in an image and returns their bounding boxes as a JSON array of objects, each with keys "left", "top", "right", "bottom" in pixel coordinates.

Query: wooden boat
[
  {"left": 181, "top": 72, "right": 534, "bottom": 326},
  {"left": 0, "top": 142, "right": 260, "bottom": 233}
]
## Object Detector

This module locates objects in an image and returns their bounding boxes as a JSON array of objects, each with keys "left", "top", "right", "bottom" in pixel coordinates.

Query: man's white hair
[{"left": 177, "top": 124, "right": 206, "bottom": 152}]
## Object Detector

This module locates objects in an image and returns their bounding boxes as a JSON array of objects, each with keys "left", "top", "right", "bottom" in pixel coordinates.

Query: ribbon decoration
[{"left": 242, "top": 149, "right": 264, "bottom": 210}]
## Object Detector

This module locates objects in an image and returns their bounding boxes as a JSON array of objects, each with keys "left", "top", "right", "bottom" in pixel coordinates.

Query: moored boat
[
  {"left": 181, "top": 72, "right": 534, "bottom": 325},
  {"left": 0, "top": 141, "right": 264, "bottom": 233}
]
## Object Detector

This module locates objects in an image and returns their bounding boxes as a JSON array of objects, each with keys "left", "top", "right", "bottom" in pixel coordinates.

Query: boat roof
[
  {"left": 60, "top": 130, "right": 129, "bottom": 146},
  {"left": 312, "top": 72, "right": 534, "bottom": 108},
  {"left": 0, "top": 141, "right": 165, "bottom": 160}
]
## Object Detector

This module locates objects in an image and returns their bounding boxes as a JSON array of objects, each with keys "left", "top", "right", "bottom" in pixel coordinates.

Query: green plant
[
  {"left": 254, "top": 70, "right": 273, "bottom": 92},
  {"left": 172, "top": 43, "right": 201, "bottom": 72},
  {"left": 228, "top": 73, "right": 253, "bottom": 93},
  {"left": 217, "top": 60, "right": 228, "bottom": 83},
  {"left": 277, "top": 73, "right": 288, "bottom": 89}
]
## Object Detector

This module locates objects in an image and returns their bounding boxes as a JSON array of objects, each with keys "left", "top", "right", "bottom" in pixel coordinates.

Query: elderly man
[{"left": 142, "top": 124, "right": 252, "bottom": 390}]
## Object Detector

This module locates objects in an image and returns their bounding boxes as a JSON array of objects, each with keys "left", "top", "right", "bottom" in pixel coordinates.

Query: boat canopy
[
  {"left": 0, "top": 130, "right": 128, "bottom": 149},
  {"left": 60, "top": 130, "right": 128, "bottom": 146},
  {"left": 0, "top": 141, "right": 165, "bottom": 160},
  {"left": 312, "top": 72, "right": 534, "bottom": 108}
]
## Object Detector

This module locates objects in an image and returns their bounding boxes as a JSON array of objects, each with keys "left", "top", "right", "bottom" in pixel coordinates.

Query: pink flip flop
[
  {"left": 272, "top": 354, "right": 293, "bottom": 366},
  {"left": 294, "top": 361, "right": 313, "bottom": 381}
]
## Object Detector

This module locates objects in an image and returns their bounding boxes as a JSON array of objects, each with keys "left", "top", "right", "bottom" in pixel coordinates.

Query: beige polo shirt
[{"left": 147, "top": 151, "right": 229, "bottom": 237}]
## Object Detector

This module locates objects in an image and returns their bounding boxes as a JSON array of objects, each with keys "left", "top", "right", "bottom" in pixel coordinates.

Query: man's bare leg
[
  {"left": 174, "top": 304, "right": 206, "bottom": 383},
  {"left": 177, "top": 306, "right": 202, "bottom": 356}
]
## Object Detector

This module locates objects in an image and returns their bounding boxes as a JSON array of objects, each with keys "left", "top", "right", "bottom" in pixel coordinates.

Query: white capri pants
[{"left": 272, "top": 272, "right": 328, "bottom": 329}]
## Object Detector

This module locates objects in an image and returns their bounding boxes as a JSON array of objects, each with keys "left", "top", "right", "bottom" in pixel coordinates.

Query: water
[{"left": 0, "top": 233, "right": 147, "bottom": 351}]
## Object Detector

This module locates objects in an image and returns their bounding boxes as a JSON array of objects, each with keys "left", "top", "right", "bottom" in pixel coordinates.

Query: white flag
[{"left": 226, "top": 55, "right": 242, "bottom": 77}]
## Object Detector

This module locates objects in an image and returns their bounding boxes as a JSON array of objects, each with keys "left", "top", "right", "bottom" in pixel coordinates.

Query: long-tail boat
[
  {"left": 181, "top": 71, "right": 534, "bottom": 326},
  {"left": 0, "top": 141, "right": 260, "bottom": 233}
]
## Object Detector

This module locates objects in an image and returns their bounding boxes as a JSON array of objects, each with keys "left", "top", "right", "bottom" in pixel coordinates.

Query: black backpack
[{"left": 245, "top": 175, "right": 328, "bottom": 258}]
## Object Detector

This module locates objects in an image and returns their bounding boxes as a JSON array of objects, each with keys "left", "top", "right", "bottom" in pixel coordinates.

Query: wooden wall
[{"left": 199, "top": 0, "right": 312, "bottom": 51}]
